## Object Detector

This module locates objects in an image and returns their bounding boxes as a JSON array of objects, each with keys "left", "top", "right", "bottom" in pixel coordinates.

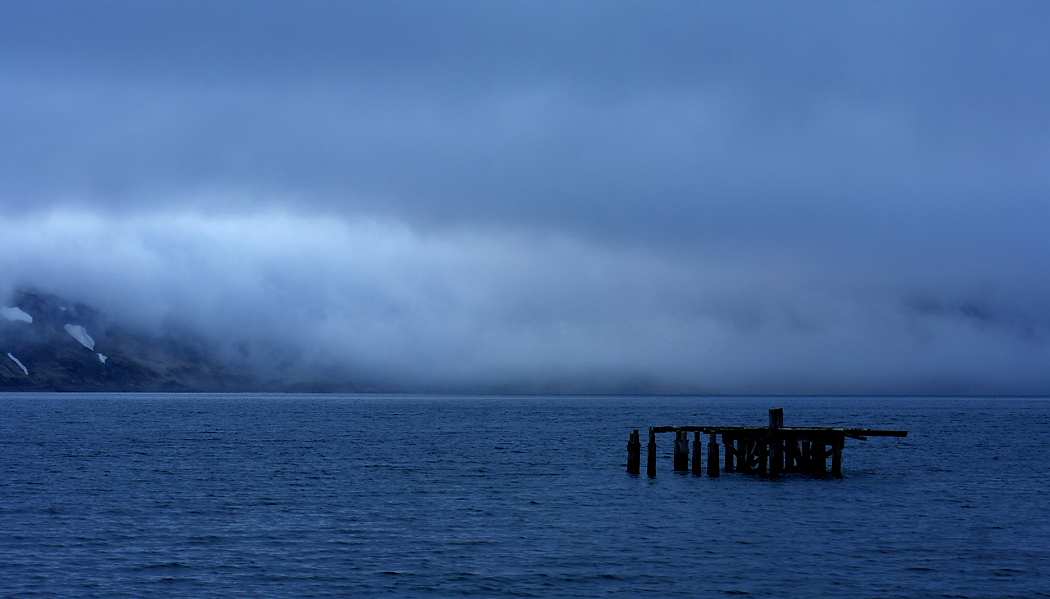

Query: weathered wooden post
[
  {"left": 707, "top": 432, "right": 719, "bottom": 477},
  {"left": 738, "top": 438, "right": 751, "bottom": 474},
  {"left": 769, "top": 409, "right": 783, "bottom": 478},
  {"left": 769, "top": 408, "right": 784, "bottom": 428},
  {"left": 757, "top": 436, "right": 768, "bottom": 476},
  {"left": 723, "top": 432, "right": 735, "bottom": 472},
  {"left": 785, "top": 437, "right": 799, "bottom": 473},
  {"left": 627, "top": 429, "right": 641, "bottom": 474},
  {"left": 801, "top": 440, "right": 811, "bottom": 474},
  {"left": 673, "top": 430, "right": 690, "bottom": 471},
  {"left": 812, "top": 439, "right": 827, "bottom": 477},
  {"left": 831, "top": 434, "right": 843, "bottom": 478},
  {"left": 748, "top": 438, "right": 757, "bottom": 474},
  {"left": 692, "top": 431, "right": 703, "bottom": 476},
  {"left": 647, "top": 429, "right": 657, "bottom": 478}
]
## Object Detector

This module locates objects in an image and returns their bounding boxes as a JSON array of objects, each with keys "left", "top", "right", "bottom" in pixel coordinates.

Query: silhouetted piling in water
[
  {"left": 646, "top": 429, "right": 657, "bottom": 478},
  {"left": 673, "top": 430, "right": 689, "bottom": 471},
  {"left": 785, "top": 439, "right": 799, "bottom": 473},
  {"left": 831, "top": 435, "right": 843, "bottom": 478},
  {"left": 812, "top": 440, "right": 827, "bottom": 477},
  {"left": 723, "top": 433, "right": 735, "bottom": 472},
  {"left": 739, "top": 438, "right": 752, "bottom": 475},
  {"left": 757, "top": 439, "right": 768, "bottom": 476},
  {"left": 626, "top": 429, "right": 640, "bottom": 474},
  {"left": 707, "top": 432, "right": 719, "bottom": 477},
  {"left": 692, "top": 431, "right": 703, "bottom": 476}
]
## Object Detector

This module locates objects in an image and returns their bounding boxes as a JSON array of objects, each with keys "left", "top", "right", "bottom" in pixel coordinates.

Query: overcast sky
[{"left": 2, "top": 1, "right": 1050, "bottom": 394}]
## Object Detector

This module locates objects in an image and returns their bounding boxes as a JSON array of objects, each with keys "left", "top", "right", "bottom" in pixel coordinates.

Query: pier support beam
[
  {"left": 673, "top": 431, "right": 690, "bottom": 471},
  {"left": 738, "top": 438, "right": 752, "bottom": 474},
  {"left": 831, "top": 435, "right": 843, "bottom": 478},
  {"left": 707, "top": 433, "right": 720, "bottom": 477},
  {"left": 812, "top": 440, "right": 827, "bottom": 477},
  {"left": 785, "top": 438, "right": 799, "bottom": 473},
  {"left": 692, "top": 431, "right": 703, "bottom": 476},
  {"left": 757, "top": 437, "right": 768, "bottom": 477},
  {"left": 627, "top": 430, "right": 641, "bottom": 474},
  {"left": 723, "top": 433, "right": 734, "bottom": 472},
  {"left": 647, "top": 429, "right": 657, "bottom": 478}
]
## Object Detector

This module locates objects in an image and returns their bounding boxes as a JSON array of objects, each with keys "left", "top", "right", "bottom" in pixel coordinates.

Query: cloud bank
[
  {"left": 2, "top": 2, "right": 1050, "bottom": 393},
  {"left": 3, "top": 209, "right": 1050, "bottom": 394}
]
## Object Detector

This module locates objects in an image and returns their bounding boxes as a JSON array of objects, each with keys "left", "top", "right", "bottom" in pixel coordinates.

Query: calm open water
[{"left": 1, "top": 394, "right": 1048, "bottom": 598}]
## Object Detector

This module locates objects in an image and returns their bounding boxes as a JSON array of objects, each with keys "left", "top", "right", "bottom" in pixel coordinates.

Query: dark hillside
[{"left": 1, "top": 291, "right": 254, "bottom": 391}]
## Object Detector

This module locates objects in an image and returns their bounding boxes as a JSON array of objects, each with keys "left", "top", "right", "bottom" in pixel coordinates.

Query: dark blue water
[{"left": 1, "top": 394, "right": 1048, "bottom": 598}]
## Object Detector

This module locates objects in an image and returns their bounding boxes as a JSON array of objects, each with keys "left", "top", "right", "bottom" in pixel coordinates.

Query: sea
[{"left": 1, "top": 393, "right": 1048, "bottom": 598}]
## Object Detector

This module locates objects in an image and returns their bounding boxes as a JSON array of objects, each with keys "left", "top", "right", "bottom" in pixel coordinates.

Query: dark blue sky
[{"left": 2, "top": 1, "right": 1049, "bottom": 393}]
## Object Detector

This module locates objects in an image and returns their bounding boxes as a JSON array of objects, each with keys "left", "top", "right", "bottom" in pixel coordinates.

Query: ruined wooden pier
[{"left": 626, "top": 408, "right": 906, "bottom": 478}]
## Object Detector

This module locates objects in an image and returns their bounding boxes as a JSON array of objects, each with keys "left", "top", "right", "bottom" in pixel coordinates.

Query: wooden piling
[
  {"left": 707, "top": 432, "right": 719, "bottom": 477},
  {"left": 692, "top": 431, "right": 703, "bottom": 475},
  {"left": 769, "top": 408, "right": 784, "bottom": 429},
  {"left": 723, "top": 433, "right": 735, "bottom": 472},
  {"left": 812, "top": 439, "right": 827, "bottom": 477},
  {"left": 673, "top": 431, "right": 690, "bottom": 471},
  {"left": 739, "top": 438, "right": 752, "bottom": 474},
  {"left": 785, "top": 438, "right": 799, "bottom": 473},
  {"left": 626, "top": 429, "right": 641, "bottom": 474},
  {"left": 831, "top": 434, "right": 843, "bottom": 478},
  {"left": 757, "top": 436, "right": 768, "bottom": 477},
  {"left": 647, "top": 429, "right": 657, "bottom": 478},
  {"left": 769, "top": 409, "right": 783, "bottom": 478}
]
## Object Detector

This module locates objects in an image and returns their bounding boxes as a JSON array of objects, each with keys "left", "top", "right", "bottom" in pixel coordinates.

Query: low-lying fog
[{"left": 3, "top": 2, "right": 1050, "bottom": 393}]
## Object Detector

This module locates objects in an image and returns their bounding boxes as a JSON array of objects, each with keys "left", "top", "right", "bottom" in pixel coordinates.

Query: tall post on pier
[
  {"left": 646, "top": 429, "right": 657, "bottom": 478},
  {"left": 692, "top": 431, "right": 703, "bottom": 476},
  {"left": 673, "top": 431, "right": 690, "bottom": 471},
  {"left": 627, "top": 429, "right": 641, "bottom": 474},
  {"left": 769, "top": 408, "right": 783, "bottom": 478},
  {"left": 707, "top": 432, "right": 720, "bottom": 477}
]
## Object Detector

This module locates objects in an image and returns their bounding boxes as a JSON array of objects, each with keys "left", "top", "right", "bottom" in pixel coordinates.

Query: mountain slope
[{"left": 1, "top": 291, "right": 255, "bottom": 391}]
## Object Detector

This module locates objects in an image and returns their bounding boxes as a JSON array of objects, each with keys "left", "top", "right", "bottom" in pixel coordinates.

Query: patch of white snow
[
  {"left": 98, "top": 353, "right": 107, "bottom": 364},
  {"left": 7, "top": 352, "right": 29, "bottom": 375},
  {"left": 64, "top": 324, "right": 95, "bottom": 350},
  {"left": 1, "top": 306, "right": 32, "bottom": 323}
]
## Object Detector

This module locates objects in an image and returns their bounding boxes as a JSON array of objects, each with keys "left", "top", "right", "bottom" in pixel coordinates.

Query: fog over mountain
[{"left": 3, "top": 2, "right": 1050, "bottom": 394}]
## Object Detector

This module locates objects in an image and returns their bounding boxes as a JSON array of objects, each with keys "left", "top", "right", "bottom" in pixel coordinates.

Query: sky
[{"left": 2, "top": 1, "right": 1050, "bottom": 394}]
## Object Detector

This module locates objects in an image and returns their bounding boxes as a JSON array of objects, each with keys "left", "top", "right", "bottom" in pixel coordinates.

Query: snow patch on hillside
[
  {"left": 97, "top": 353, "right": 107, "bottom": 364},
  {"left": 64, "top": 324, "right": 96, "bottom": 351},
  {"left": 7, "top": 352, "right": 29, "bottom": 375},
  {"left": 1, "top": 306, "right": 32, "bottom": 323}
]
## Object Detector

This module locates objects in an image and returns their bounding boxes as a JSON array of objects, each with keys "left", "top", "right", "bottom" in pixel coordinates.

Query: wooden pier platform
[{"left": 626, "top": 408, "right": 906, "bottom": 478}]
